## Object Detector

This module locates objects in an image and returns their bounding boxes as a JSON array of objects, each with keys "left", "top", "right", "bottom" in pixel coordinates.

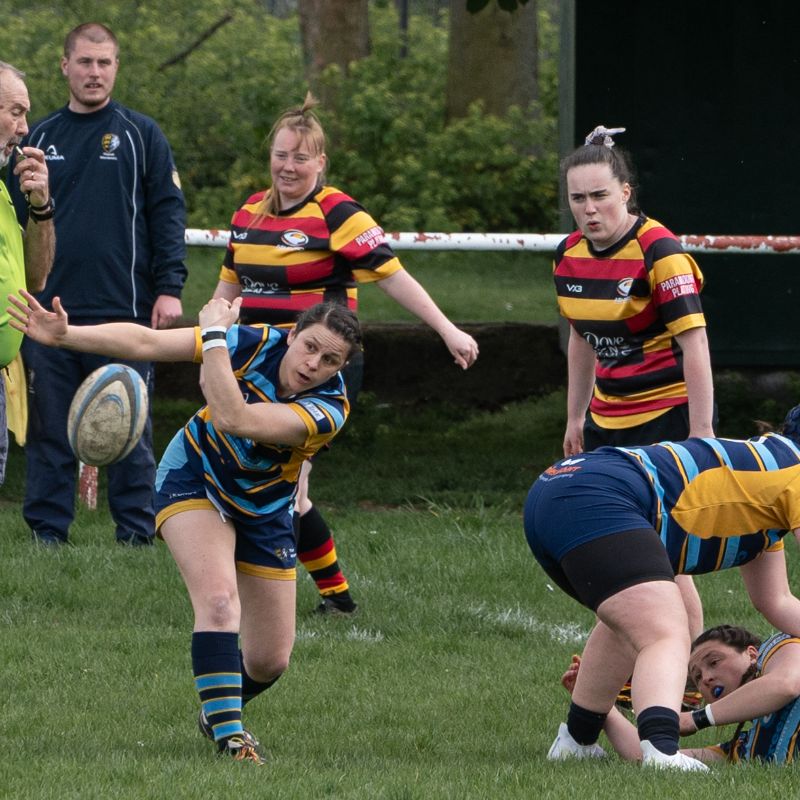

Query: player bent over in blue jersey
[
  {"left": 9, "top": 290, "right": 361, "bottom": 764},
  {"left": 562, "top": 624, "right": 800, "bottom": 764},
  {"left": 523, "top": 422, "right": 800, "bottom": 772}
]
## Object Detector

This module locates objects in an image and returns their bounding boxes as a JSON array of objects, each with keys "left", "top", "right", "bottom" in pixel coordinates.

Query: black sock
[
  {"left": 240, "top": 651, "right": 281, "bottom": 706},
  {"left": 566, "top": 701, "right": 606, "bottom": 745},
  {"left": 637, "top": 705, "right": 679, "bottom": 755}
]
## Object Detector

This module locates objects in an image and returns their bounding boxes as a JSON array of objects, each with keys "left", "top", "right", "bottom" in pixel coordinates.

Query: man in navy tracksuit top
[{"left": 8, "top": 23, "right": 187, "bottom": 546}]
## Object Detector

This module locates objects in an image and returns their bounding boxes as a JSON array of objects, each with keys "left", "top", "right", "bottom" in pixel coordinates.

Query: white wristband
[
  {"left": 202, "top": 338, "right": 228, "bottom": 352},
  {"left": 705, "top": 704, "right": 716, "bottom": 726}
]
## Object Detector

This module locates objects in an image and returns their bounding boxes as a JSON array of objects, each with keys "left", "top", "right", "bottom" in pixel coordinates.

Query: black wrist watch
[{"left": 29, "top": 196, "right": 55, "bottom": 222}]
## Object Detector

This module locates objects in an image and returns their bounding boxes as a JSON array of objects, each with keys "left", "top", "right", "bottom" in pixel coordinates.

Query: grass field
[
  {"left": 181, "top": 247, "right": 560, "bottom": 325},
  {"left": 4, "top": 388, "right": 800, "bottom": 798},
  {"left": 3, "top": 247, "right": 800, "bottom": 796}
]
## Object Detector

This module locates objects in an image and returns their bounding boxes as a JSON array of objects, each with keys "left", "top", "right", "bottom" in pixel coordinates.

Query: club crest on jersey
[
  {"left": 616, "top": 277, "right": 634, "bottom": 300},
  {"left": 273, "top": 546, "right": 296, "bottom": 564},
  {"left": 100, "top": 133, "right": 120, "bottom": 160},
  {"left": 280, "top": 229, "right": 309, "bottom": 248}
]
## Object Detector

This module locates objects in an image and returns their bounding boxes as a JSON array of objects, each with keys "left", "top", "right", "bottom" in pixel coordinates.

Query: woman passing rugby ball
[{"left": 9, "top": 289, "right": 361, "bottom": 765}]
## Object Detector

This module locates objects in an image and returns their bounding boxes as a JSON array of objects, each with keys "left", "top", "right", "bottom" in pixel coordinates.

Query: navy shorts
[
  {"left": 523, "top": 450, "right": 674, "bottom": 609},
  {"left": 155, "top": 433, "right": 297, "bottom": 580}
]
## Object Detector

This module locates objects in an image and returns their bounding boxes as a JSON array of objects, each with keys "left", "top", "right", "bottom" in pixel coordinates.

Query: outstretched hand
[{"left": 7, "top": 290, "right": 68, "bottom": 345}]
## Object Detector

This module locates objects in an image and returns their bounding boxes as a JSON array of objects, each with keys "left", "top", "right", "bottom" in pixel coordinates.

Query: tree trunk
[
  {"left": 395, "top": 0, "right": 410, "bottom": 57},
  {"left": 298, "top": 0, "right": 371, "bottom": 80},
  {"left": 446, "top": 0, "right": 538, "bottom": 119}
]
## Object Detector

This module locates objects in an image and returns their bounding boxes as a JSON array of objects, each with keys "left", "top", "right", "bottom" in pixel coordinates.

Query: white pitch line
[
  {"left": 470, "top": 603, "right": 589, "bottom": 645},
  {"left": 344, "top": 626, "right": 385, "bottom": 643},
  {"left": 295, "top": 626, "right": 385, "bottom": 644}
]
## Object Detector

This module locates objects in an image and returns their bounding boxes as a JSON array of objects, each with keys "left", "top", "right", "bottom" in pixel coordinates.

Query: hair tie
[{"left": 584, "top": 125, "right": 626, "bottom": 148}]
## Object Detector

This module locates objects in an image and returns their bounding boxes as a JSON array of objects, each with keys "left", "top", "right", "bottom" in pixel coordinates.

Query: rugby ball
[{"left": 67, "top": 364, "right": 148, "bottom": 467}]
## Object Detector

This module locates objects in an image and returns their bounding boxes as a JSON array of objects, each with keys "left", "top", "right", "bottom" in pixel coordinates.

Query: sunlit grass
[
  {"left": 182, "top": 247, "right": 558, "bottom": 325},
  {"left": 3, "top": 395, "right": 800, "bottom": 797}
]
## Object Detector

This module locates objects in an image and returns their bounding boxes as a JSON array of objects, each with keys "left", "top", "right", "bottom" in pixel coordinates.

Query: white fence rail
[{"left": 185, "top": 229, "right": 800, "bottom": 255}]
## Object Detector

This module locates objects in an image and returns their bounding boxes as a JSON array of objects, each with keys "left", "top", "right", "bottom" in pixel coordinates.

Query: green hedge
[{"left": 3, "top": 1, "right": 558, "bottom": 232}]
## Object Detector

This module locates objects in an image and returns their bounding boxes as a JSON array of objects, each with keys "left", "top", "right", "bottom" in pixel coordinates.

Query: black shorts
[
  {"left": 583, "top": 404, "right": 691, "bottom": 450},
  {"left": 546, "top": 528, "right": 675, "bottom": 611}
]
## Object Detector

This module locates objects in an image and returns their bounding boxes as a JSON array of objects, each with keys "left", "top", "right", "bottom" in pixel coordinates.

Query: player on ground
[
  {"left": 9, "top": 290, "right": 361, "bottom": 764},
  {"left": 562, "top": 625, "right": 800, "bottom": 764},
  {"left": 211, "top": 92, "right": 478, "bottom": 614},
  {"left": 524, "top": 410, "right": 800, "bottom": 771}
]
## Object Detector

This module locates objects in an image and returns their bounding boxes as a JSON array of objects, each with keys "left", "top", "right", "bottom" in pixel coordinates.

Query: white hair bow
[{"left": 584, "top": 125, "right": 626, "bottom": 148}]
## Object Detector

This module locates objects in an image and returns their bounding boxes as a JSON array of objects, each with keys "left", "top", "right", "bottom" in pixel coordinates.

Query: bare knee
[
  {"left": 600, "top": 581, "right": 690, "bottom": 651},
  {"left": 245, "top": 648, "right": 292, "bottom": 683},
  {"left": 196, "top": 587, "right": 240, "bottom": 630},
  {"left": 643, "top": 617, "right": 691, "bottom": 648}
]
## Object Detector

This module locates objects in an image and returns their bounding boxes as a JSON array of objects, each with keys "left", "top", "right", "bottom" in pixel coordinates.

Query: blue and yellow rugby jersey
[
  {"left": 554, "top": 216, "right": 706, "bottom": 429},
  {"left": 714, "top": 633, "right": 800, "bottom": 763},
  {"left": 219, "top": 185, "right": 403, "bottom": 327},
  {"left": 170, "top": 323, "right": 348, "bottom": 522},
  {"left": 618, "top": 433, "right": 800, "bottom": 574}
]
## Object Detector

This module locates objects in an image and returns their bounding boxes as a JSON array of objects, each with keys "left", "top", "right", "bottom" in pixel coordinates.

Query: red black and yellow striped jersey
[
  {"left": 554, "top": 216, "right": 706, "bottom": 429},
  {"left": 219, "top": 185, "right": 403, "bottom": 326}
]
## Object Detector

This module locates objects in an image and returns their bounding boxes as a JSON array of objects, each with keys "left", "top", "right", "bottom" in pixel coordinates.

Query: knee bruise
[{"left": 203, "top": 590, "right": 240, "bottom": 629}]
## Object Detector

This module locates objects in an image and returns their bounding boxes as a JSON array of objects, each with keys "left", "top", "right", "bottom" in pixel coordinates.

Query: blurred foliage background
[{"left": 0, "top": 0, "right": 560, "bottom": 232}]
